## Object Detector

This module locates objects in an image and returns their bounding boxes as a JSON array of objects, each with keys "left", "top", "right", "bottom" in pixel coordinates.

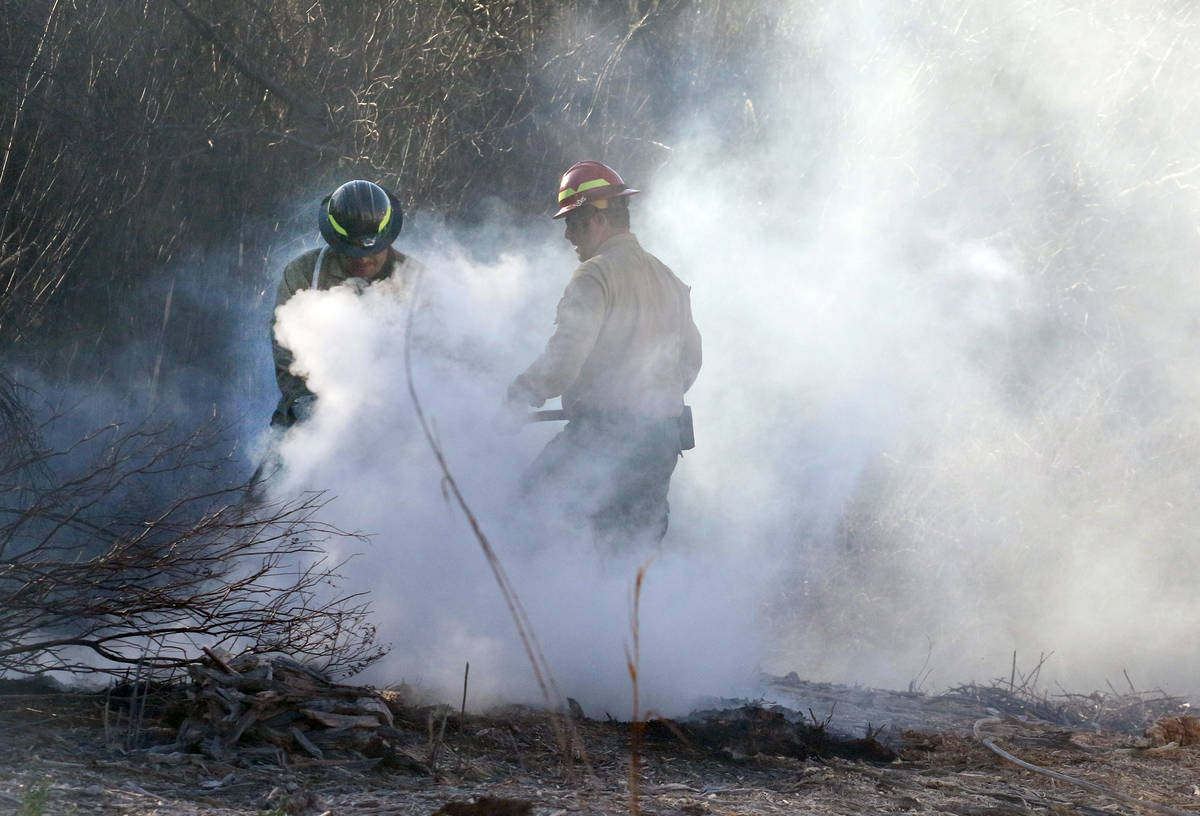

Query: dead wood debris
[
  {"left": 974, "top": 717, "right": 1198, "bottom": 816},
  {"left": 163, "top": 649, "right": 426, "bottom": 769},
  {"left": 945, "top": 683, "right": 1191, "bottom": 733}
]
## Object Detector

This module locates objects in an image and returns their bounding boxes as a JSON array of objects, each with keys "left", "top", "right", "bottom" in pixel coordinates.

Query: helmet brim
[
  {"left": 318, "top": 190, "right": 404, "bottom": 256},
  {"left": 552, "top": 187, "right": 639, "bottom": 219}
]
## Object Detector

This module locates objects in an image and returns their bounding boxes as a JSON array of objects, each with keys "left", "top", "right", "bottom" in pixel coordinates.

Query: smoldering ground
[{"left": 260, "top": 0, "right": 1200, "bottom": 714}]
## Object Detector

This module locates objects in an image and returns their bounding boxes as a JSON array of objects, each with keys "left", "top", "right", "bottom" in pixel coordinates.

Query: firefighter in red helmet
[{"left": 503, "top": 161, "right": 702, "bottom": 549}]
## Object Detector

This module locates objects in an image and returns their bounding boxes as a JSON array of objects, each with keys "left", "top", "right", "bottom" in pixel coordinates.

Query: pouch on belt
[{"left": 679, "top": 405, "right": 695, "bottom": 451}]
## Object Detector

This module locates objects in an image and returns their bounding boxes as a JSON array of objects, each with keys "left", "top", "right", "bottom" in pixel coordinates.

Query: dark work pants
[{"left": 520, "top": 413, "right": 682, "bottom": 551}]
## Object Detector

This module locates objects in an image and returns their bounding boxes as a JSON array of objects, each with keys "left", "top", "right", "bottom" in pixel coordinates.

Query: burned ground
[{"left": 0, "top": 671, "right": 1197, "bottom": 816}]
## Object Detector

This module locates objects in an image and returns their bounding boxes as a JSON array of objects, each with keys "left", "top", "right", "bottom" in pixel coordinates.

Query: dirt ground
[{"left": 1, "top": 674, "right": 1198, "bottom": 816}]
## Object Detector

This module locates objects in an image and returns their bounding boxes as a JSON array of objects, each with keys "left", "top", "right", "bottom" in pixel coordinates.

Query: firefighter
[
  {"left": 269, "top": 179, "right": 422, "bottom": 428},
  {"left": 503, "top": 160, "right": 702, "bottom": 549}
]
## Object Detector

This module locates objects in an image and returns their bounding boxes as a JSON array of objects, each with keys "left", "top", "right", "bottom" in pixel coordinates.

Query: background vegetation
[
  {"left": 1, "top": 0, "right": 778, "bottom": 383},
  {"left": 0, "top": 0, "right": 783, "bottom": 678},
  {"left": 8, "top": 0, "right": 1200, "bottom": 692}
]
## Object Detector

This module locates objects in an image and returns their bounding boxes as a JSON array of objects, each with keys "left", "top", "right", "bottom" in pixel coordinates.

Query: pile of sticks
[{"left": 174, "top": 648, "right": 398, "bottom": 763}]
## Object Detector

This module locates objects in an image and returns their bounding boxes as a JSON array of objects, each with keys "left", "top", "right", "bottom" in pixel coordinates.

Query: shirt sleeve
[
  {"left": 680, "top": 291, "right": 703, "bottom": 392},
  {"left": 509, "top": 269, "right": 607, "bottom": 406},
  {"left": 271, "top": 259, "right": 315, "bottom": 403}
]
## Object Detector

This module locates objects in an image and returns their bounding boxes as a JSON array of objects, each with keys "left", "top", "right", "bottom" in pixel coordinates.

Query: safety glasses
[{"left": 564, "top": 207, "right": 597, "bottom": 231}]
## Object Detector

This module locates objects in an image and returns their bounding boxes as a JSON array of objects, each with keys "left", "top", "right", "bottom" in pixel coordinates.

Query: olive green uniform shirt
[{"left": 270, "top": 247, "right": 420, "bottom": 425}]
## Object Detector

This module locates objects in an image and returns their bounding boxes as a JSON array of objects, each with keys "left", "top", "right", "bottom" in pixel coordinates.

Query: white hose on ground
[{"left": 974, "top": 717, "right": 1196, "bottom": 816}]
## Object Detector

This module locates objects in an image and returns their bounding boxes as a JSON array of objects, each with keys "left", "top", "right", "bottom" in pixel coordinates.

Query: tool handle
[{"left": 525, "top": 409, "right": 567, "bottom": 423}]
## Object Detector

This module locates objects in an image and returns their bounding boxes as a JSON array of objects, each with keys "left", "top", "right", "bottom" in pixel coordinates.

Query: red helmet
[{"left": 553, "top": 160, "right": 640, "bottom": 219}]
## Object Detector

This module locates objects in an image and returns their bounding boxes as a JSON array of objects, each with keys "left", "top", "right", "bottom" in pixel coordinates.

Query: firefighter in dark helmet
[
  {"left": 502, "top": 161, "right": 702, "bottom": 549},
  {"left": 270, "top": 179, "right": 423, "bottom": 428}
]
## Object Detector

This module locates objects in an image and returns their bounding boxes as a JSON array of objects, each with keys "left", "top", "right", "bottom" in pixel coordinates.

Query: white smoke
[
  {"left": 263, "top": 0, "right": 1200, "bottom": 712},
  {"left": 653, "top": 1, "right": 1200, "bottom": 694},
  {"left": 265, "top": 227, "right": 763, "bottom": 716}
]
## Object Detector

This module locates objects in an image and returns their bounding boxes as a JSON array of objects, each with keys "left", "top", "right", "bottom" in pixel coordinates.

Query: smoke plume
[{"left": 257, "top": 1, "right": 1200, "bottom": 714}]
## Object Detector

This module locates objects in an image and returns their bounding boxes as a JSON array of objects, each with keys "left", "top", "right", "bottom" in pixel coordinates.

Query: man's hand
[
  {"left": 492, "top": 379, "right": 546, "bottom": 435},
  {"left": 291, "top": 394, "right": 317, "bottom": 423},
  {"left": 506, "top": 380, "right": 545, "bottom": 410}
]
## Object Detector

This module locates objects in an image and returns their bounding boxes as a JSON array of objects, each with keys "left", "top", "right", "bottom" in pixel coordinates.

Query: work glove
[{"left": 291, "top": 393, "right": 317, "bottom": 423}]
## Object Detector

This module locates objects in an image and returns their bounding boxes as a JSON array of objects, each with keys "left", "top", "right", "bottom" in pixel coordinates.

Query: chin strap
[{"left": 311, "top": 246, "right": 328, "bottom": 289}]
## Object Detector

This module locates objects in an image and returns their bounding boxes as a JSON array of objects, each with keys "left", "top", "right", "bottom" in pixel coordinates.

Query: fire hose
[{"left": 973, "top": 717, "right": 1194, "bottom": 816}]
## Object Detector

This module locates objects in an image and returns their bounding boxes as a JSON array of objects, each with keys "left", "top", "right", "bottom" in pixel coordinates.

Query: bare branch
[
  {"left": 161, "top": 0, "right": 327, "bottom": 123},
  {"left": 0, "top": 406, "right": 386, "bottom": 679}
]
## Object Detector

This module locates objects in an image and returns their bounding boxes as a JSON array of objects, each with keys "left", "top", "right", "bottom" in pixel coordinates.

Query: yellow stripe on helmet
[
  {"left": 327, "top": 202, "right": 392, "bottom": 238},
  {"left": 558, "top": 178, "right": 612, "bottom": 202},
  {"left": 327, "top": 209, "right": 349, "bottom": 237}
]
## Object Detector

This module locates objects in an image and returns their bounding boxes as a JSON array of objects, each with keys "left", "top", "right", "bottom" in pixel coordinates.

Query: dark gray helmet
[{"left": 318, "top": 180, "right": 403, "bottom": 257}]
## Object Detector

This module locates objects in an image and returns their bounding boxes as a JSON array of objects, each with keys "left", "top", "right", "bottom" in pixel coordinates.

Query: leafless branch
[{"left": 0, "top": 405, "right": 386, "bottom": 679}]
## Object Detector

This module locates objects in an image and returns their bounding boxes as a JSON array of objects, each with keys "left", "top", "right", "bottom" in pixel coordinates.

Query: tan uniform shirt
[{"left": 511, "top": 232, "right": 701, "bottom": 418}]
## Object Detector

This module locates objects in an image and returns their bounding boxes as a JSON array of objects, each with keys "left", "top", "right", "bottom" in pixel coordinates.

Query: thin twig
[
  {"left": 625, "top": 560, "right": 652, "bottom": 816},
  {"left": 400, "top": 265, "right": 580, "bottom": 776},
  {"left": 460, "top": 661, "right": 469, "bottom": 732}
]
